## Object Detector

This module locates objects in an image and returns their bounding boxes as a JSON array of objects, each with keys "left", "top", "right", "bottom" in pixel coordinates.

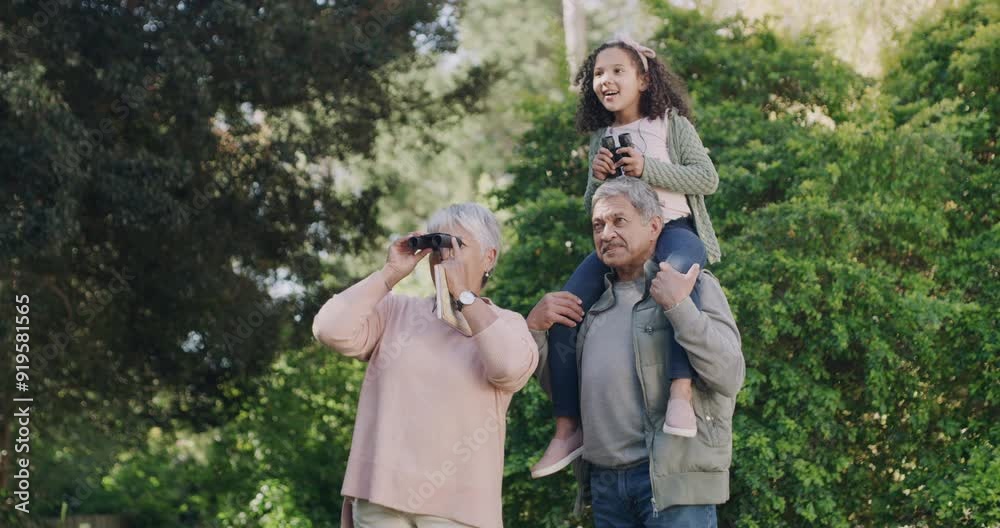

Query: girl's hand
[
  {"left": 592, "top": 147, "right": 615, "bottom": 181},
  {"left": 382, "top": 232, "right": 430, "bottom": 288},
  {"left": 615, "top": 147, "right": 644, "bottom": 178}
]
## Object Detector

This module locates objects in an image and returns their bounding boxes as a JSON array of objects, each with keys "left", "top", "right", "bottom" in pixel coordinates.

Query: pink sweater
[{"left": 312, "top": 270, "right": 538, "bottom": 528}]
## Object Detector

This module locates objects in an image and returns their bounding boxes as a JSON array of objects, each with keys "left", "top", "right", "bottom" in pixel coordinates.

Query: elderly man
[{"left": 527, "top": 178, "right": 743, "bottom": 527}]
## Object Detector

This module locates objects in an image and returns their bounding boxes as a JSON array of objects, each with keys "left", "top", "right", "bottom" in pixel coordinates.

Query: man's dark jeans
[{"left": 590, "top": 461, "right": 718, "bottom": 528}]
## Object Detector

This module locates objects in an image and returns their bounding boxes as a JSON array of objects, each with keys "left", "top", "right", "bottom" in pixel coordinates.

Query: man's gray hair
[
  {"left": 592, "top": 178, "right": 662, "bottom": 223},
  {"left": 426, "top": 202, "right": 503, "bottom": 258}
]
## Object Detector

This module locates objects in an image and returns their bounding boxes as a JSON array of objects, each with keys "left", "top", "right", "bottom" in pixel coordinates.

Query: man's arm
[
  {"left": 530, "top": 328, "right": 552, "bottom": 396},
  {"left": 526, "top": 292, "right": 586, "bottom": 398},
  {"left": 664, "top": 271, "right": 744, "bottom": 397}
]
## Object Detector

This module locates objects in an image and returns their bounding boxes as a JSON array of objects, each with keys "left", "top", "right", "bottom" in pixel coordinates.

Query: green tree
[
  {"left": 883, "top": 0, "right": 999, "bottom": 161},
  {"left": 0, "top": 0, "right": 491, "bottom": 518},
  {"left": 326, "top": 0, "right": 565, "bottom": 302},
  {"left": 61, "top": 345, "right": 363, "bottom": 527}
]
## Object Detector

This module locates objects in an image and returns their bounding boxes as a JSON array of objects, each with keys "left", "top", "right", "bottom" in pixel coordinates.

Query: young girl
[{"left": 530, "top": 36, "right": 722, "bottom": 479}]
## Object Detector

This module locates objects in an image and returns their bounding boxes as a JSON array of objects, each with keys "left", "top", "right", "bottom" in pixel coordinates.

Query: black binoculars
[
  {"left": 407, "top": 233, "right": 465, "bottom": 252},
  {"left": 600, "top": 132, "right": 633, "bottom": 178}
]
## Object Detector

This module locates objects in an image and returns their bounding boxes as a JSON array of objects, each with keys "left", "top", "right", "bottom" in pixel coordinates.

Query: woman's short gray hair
[
  {"left": 592, "top": 178, "right": 662, "bottom": 224},
  {"left": 426, "top": 203, "right": 503, "bottom": 258}
]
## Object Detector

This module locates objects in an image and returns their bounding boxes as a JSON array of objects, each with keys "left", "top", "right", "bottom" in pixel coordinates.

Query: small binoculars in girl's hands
[
  {"left": 407, "top": 233, "right": 465, "bottom": 252},
  {"left": 600, "top": 132, "right": 633, "bottom": 178}
]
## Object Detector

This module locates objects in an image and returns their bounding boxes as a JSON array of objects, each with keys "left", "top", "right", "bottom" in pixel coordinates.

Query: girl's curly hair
[{"left": 574, "top": 42, "right": 693, "bottom": 133}]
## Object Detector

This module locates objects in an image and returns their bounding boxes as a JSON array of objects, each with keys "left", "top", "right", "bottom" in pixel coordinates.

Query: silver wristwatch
[{"left": 457, "top": 290, "right": 478, "bottom": 309}]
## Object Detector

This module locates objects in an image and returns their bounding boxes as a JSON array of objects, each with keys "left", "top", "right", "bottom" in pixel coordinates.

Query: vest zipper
[{"left": 631, "top": 295, "right": 661, "bottom": 519}]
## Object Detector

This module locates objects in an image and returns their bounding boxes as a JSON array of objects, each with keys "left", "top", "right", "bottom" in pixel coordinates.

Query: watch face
[{"left": 460, "top": 291, "right": 476, "bottom": 305}]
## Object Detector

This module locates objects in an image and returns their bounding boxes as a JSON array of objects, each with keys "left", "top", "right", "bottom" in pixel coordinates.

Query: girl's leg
[
  {"left": 532, "top": 251, "right": 610, "bottom": 478},
  {"left": 548, "top": 251, "right": 611, "bottom": 419},
  {"left": 654, "top": 219, "right": 707, "bottom": 437}
]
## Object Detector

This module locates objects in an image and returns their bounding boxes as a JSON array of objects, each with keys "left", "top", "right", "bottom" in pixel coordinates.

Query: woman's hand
[
  {"left": 381, "top": 231, "right": 430, "bottom": 288},
  {"left": 592, "top": 147, "right": 616, "bottom": 181},
  {"left": 437, "top": 235, "right": 471, "bottom": 298},
  {"left": 614, "top": 146, "right": 644, "bottom": 178}
]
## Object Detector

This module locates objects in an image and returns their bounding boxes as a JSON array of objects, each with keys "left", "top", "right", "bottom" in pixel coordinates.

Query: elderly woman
[{"left": 312, "top": 203, "right": 538, "bottom": 528}]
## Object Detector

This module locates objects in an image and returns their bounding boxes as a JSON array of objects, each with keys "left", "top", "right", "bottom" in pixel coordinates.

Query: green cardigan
[{"left": 582, "top": 110, "right": 722, "bottom": 264}]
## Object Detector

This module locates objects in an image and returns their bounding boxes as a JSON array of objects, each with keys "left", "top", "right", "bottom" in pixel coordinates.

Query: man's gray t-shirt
[{"left": 580, "top": 277, "right": 649, "bottom": 467}]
